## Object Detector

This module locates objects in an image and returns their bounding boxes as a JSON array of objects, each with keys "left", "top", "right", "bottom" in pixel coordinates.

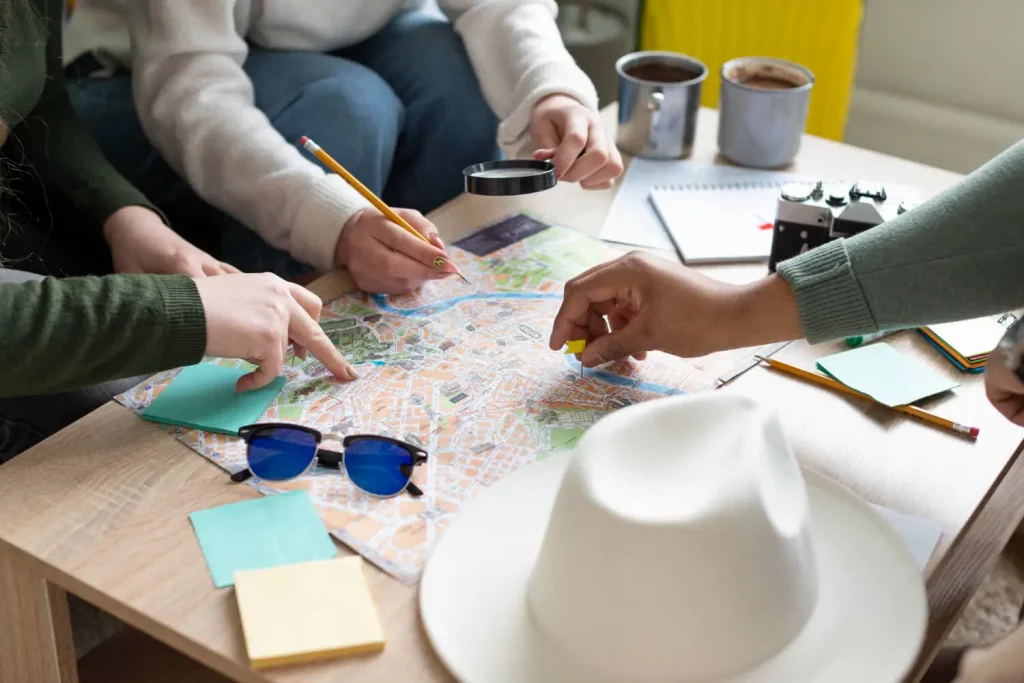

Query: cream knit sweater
[{"left": 64, "top": 0, "right": 598, "bottom": 271}]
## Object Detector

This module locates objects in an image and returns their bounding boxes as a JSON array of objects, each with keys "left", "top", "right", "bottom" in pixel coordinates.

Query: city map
[{"left": 117, "top": 214, "right": 770, "bottom": 584}]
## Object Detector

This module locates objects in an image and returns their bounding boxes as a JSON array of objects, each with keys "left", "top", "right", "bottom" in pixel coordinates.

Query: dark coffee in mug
[
  {"left": 624, "top": 62, "right": 702, "bottom": 84},
  {"left": 739, "top": 75, "right": 801, "bottom": 90},
  {"left": 724, "top": 60, "right": 811, "bottom": 91}
]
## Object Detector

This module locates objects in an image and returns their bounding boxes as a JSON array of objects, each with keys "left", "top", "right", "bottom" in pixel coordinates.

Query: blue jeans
[{"left": 67, "top": 11, "right": 499, "bottom": 277}]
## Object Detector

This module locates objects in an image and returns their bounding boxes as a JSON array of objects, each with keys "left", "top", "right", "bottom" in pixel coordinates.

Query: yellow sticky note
[
  {"left": 564, "top": 340, "right": 587, "bottom": 354},
  {"left": 234, "top": 556, "right": 385, "bottom": 670}
]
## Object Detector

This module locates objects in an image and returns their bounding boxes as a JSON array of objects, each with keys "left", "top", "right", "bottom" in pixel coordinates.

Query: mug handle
[
  {"left": 647, "top": 90, "right": 664, "bottom": 150},
  {"left": 648, "top": 91, "right": 664, "bottom": 112}
]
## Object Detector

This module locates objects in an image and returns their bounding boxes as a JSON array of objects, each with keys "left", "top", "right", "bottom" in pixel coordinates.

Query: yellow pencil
[
  {"left": 756, "top": 355, "right": 980, "bottom": 441},
  {"left": 299, "top": 135, "right": 471, "bottom": 285}
]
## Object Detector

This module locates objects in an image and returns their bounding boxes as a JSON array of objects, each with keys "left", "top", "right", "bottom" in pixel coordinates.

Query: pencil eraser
[
  {"left": 298, "top": 136, "right": 310, "bottom": 146},
  {"left": 970, "top": 426, "right": 980, "bottom": 438}
]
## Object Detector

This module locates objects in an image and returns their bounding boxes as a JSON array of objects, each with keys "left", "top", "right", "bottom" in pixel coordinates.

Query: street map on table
[{"left": 117, "top": 214, "right": 773, "bottom": 584}]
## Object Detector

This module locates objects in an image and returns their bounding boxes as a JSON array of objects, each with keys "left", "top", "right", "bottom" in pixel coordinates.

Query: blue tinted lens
[
  {"left": 344, "top": 438, "right": 414, "bottom": 496},
  {"left": 247, "top": 427, "right": 318, "bottom": 481}
]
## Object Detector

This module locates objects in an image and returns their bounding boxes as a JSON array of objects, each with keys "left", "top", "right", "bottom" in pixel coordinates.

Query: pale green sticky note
[
  {"left": 141, "top": 363, "right": 286, "bottom": 436},
  {"left": 189, "top": 491, "right": 337, "bottom": 588},
  {"left": 816, "top": 343, "right": 959, "bottom": 407}
]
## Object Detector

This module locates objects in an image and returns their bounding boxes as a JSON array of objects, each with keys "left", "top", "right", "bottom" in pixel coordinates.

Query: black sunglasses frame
[{"left": 230, "top": 423, "right": 428, "bottom": 497}]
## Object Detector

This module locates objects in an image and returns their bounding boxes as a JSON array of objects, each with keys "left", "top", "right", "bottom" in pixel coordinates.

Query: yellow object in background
[
  {"left": 565, "top": 339, "right": 588, "bottom": 354},
  {"left": 235, "top": 556, "right": 385, "bottom": 670},
  {"left": 639, "top": 0, "right": 864, "bottom": 141}
]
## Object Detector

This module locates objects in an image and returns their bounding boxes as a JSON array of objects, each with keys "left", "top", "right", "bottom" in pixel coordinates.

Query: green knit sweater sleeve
[
  {"left": 0, "top": 274, "right": 206, "bottom": 398},
  {"left": 777, "top": 140, "right": 1024, "bottom": 343},
  {"left": 11, "top": 0, "right": 163, "bottom": 227}
]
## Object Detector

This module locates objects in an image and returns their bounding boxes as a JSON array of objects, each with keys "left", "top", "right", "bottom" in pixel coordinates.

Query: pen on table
[
  {"left": 755, "top": 355, "right": 980, "bottom": 441},
  {"left": 299, "top": 135, "right": 471, "bottom": 285}
]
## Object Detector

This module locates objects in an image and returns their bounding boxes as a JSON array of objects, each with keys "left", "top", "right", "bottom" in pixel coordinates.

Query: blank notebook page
[{"left": 649, "top": 185, "right": 783, "bottom": 264}]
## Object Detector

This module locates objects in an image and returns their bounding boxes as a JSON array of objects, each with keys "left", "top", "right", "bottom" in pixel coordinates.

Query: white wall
[{"left": 846, "top": 0, "right": 1024, "bottom": 173}]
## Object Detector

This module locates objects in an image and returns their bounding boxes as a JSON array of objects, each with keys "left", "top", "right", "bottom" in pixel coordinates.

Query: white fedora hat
[{"left": 420, "top": 391, "right": 927, "bottom": 683}]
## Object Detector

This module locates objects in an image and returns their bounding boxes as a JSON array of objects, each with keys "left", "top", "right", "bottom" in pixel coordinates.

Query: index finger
[
  {"left": 549, "top": 262, "right": 631, "bottom": 351},
  {"left": 552, "top": 116, "right": 588, "bottom": 180},
  {"left": 375, "top": 220, "right": 458, "bottom": 276},
  {"left": 287, "top": 282, "right": 323, "bottom": 321},
  {"left": 286, "top": 295, "right": 357, "bottom": 382}
]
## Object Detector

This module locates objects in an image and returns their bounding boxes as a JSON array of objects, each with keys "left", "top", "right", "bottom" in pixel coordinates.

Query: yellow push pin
[
  {"left": 564, "top": 339, "right": 587, "bottom": 355},
  {"left": 564, "top": 340, "right": 587, "bottom": 378}
]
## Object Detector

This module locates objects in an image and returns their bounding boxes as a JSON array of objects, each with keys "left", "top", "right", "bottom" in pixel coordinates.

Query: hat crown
[{"left": 526, "top": 392, "right": 819, "bottom": 681}]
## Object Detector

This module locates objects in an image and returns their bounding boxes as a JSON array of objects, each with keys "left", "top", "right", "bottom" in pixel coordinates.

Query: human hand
[
  {"left": 985, "top": 349, "right": 1024, "bottom": 425},
  {"left": 530, "top": 94, "right": 624, "bottom": 189},
  {"left": 336, "top": 207, "right": 458, "bottom": 294},
  {"left": 195, "top": 273, "right": 358, "bottom": 392},
  {"left": 549, "top": 252, "right": 803, "bottom": 366},
  {"left": 104, "top": 206, "right": 239, "bottom": 277}
]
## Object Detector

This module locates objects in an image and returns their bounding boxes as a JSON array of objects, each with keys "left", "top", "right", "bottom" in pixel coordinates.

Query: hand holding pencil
[{"left": 301, "top": 136, "right": 470, "bottom": 293}]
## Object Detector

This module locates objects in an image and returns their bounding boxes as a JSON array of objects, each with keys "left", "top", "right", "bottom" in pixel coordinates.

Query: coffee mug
[
  {"left": 615, "top": 51, "right": 708, "bottom": 159},
  {"left": 717, "top": 57, "right": 815, "bottom": 168}
]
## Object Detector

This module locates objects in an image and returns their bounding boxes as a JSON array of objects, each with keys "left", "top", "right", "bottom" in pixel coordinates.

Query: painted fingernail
[{"left": 434, "top": 256, "right": 459, "bottom": 274}]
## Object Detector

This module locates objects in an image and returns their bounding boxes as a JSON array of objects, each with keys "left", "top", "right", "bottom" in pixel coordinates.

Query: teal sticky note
[
  {"left": 141, "top": 363, "right": 286, "bottom": 436},
  {"left": 816, "top": 342, "right": 960, "bottom": 407},
  {"left": 189, "top": 491, "right": 337, "bottom": 588}
]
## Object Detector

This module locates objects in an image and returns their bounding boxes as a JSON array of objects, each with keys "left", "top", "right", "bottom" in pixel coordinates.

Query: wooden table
[{"left": 2, "top": 106, "right": 1022, "bottom": 683}]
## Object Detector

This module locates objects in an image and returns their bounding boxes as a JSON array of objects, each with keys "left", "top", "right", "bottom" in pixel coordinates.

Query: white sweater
[{"left": 64, "top": 0, "right": 598, "bottom": 272}]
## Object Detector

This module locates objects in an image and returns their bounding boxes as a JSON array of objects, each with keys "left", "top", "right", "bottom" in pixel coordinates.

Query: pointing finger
[{"left": 286, "top": 297, "right": 357, "bottom": 382}]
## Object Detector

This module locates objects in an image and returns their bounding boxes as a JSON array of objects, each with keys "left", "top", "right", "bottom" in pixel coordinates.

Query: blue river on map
[
  {"left": 365, "top": 293, "right": 683, "bottom": 396},
  {"left": 372, "top": 292, "right": 561, "bottom": 316}
]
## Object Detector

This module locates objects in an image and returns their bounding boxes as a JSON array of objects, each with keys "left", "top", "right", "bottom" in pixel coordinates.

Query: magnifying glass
[{"left": 462, "top": 160, "right": 557, "bottom": 196}]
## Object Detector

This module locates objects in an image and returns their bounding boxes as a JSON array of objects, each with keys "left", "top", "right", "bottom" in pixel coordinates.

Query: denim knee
[
  {"left": 410, "top": 28, "right": 500, "bottom": 164},
  {"left": 270, "top": 68, "right": 405, "bottom": 195}
]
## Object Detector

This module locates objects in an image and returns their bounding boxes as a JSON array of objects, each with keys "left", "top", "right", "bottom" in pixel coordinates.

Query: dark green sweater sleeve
[
  {"left": 11, "top": 0, "right": 162, "bottom": 228},
  {"left": 778, "top": 140, "right": 1024, "bottom": 343},
  {"left": 0, "top": 274, "right": 206, "bottom": 398}
]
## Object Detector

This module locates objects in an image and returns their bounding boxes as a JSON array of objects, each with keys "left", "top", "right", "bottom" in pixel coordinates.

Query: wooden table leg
[
  {"left": 0, "top": 542, "right": 78, "bottom": 683},
  {"left": 906, "top": 439, "right": 1024, "bottom": 682}
]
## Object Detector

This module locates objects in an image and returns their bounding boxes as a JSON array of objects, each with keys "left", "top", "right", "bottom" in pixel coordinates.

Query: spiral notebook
[
  {"left": 649, "top": 177, "right": 812, "bottom": 264},
  {"left": 600, "top": 158, "right": 809, "bottom": 251}
]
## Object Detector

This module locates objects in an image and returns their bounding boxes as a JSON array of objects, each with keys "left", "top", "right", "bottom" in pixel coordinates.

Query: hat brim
[{"left": 420, "top": 454, "right": 927, "bottom": 683}]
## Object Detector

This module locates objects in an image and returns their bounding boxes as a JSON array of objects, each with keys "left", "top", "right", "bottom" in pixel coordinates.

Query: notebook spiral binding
[{"left": 651, "top": 179, "right": 793, "bottom": 192}]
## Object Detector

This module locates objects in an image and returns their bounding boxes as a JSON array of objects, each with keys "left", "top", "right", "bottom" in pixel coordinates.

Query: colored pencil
[
  {"left": 756, "top": 356, "right": 980, "bottom": 441},
  {"left": 299, "top": 136, "right": 471, "bottom": 285}
]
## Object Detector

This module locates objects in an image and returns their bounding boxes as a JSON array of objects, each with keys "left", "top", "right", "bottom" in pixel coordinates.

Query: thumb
[{"left": 581, "top": 318, "right": 650, "bottom": 367}]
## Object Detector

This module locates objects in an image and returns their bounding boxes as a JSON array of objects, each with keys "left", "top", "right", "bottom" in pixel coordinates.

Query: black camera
[{"left": 767, "top": 181, "right": 917, "bottom": 272}]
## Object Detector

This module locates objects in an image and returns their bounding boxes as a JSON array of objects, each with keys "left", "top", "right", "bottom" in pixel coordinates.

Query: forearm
[
  {"left": 129, "top": 0, "right": 369, "bottom": 271},
  {"left": 443, "top": 0, "right": 598, "bottom": 158},
  {"left": 0, "top": 275, "right": 206, "bottom": 398},
  {"left": 727, "top": 274, "right": 804, "bottom": 349},
  {"left": 777, "top": 141, "right": 1024, "bottom": 343}
]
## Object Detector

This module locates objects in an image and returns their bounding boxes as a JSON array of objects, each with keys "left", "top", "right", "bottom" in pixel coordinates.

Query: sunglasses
[{"left": 230, "top": 423, "right": 427, "bottom": 498}]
